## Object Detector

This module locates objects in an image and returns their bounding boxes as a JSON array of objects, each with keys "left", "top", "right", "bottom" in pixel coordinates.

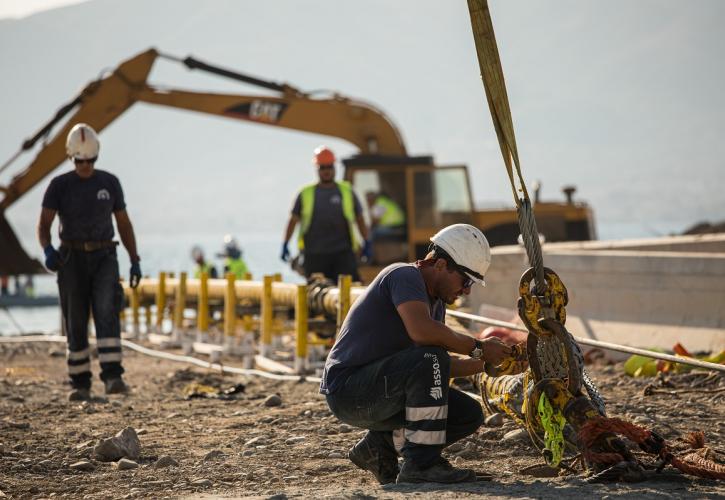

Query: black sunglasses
[
  {"left": 74, "top": 157, "right": 97, "bottom": 165},
  {"left": 456, "top": 269, "right": 475, "bottom": 289},
  {"left": 318, "top": 164, "right": 334, "bottom": 170}
]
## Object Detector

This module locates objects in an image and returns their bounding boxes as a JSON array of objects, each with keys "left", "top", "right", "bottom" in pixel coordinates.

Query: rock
[
  {"left": 502, "top": 428, "right": 528, "bottom": 442},
  {"left": 0, "top": 488, "right": 6, "bottom": 497},
  {"left": 76, "top": 440, "right": 95, "bottom": 450},
  {"left": 116, "top": 458, "right": 139, "bottom": 470},
  {"left": 154, "top": 455, "right": 179, "bottom": 469},
  {"left": 191, "top": 478, "right": 212, "bottom": 487},
  {"left": 327, "top": 451, "right": 344, "bottom": 459},
  {"left": 263, "top": 394, "right": 282, "bottom": 407},
  {"left": 338, "top": 424, "right": 354, "bottom": 433},
  {"left": 484, "top": 413, "right": 504, "bottom": 427},
  {"left": 70, "top": 460, "right": 95, "bottom": 471},
  {"left": 93, "top": 427, "right": 141, "bottom": 462},
  {"left": 241, "top": 449, "right": 255, "bottom": 457},
  {"left": 203, "top": 450, "right": 225, "bottom": 461},
  {"left": 284, "top": 436, "right": 306, "bottom": 445},
  {"left": 243, "top": 436, "right": 266, "bottom": 448},
  {"left": 136, "top": 429, "right": 148, "bottom": 435}
]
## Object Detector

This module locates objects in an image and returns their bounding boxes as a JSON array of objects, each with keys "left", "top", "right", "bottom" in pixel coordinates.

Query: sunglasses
[
  {"left": 74, "top": 157, "right": 97, "bottom": 165},
  {"left": 457, "top": 269, "right": 475, "bottom": 289},
  {"left": 318, "top": 164, "right": 334, "bottom": 170}
]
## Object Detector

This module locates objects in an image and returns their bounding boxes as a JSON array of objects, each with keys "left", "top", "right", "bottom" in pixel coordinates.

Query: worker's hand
[
  {"left": 43, "top": 245, "right": 61, "bottom": 272},
  {"left": 481, "top": 337, "right": 512, "bottom": 367},
  {"left": 361, "top": 239, "right": 373, "bottom": 262},
  {"left": 280, "top": 242, "right": 290, "bottom": 262},
  {"left": 129, "top": 260, "right": 142, "bottom": 289}
]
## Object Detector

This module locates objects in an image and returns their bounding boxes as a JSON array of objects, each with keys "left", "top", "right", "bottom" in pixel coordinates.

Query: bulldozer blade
[{"left": 0, "top": 211, "right": 45, "bottom": 275}]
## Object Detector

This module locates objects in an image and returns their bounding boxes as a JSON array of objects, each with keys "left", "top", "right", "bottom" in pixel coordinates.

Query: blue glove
[
  {"left": 43, "top": 245, "right": 61, "bottom": 272},
  {"left": 129, "top": 260, "right": 142, "bottom": 289},
  {"left": 280, "top": 242, "right": 290, "bottom": 262},
  {"left": 361, "top": 239, "right": 373, "bottom": 261}
]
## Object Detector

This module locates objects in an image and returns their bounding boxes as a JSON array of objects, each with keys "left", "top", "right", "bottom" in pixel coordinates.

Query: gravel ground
[{"left": 0, "top": 340, "right": 723, "bottom": 499}]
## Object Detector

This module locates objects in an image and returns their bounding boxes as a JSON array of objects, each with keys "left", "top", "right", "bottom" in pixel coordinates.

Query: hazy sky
[
  {"left": 0, "top": 0, "right": 88, "bottom": 18},
  {"left": 1, "top": 0, "right": 724, "bottom": 274}
]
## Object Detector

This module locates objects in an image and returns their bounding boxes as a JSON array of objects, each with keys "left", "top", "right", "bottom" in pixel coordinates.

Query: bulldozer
[{"left": 0, "top": 48, "right": 595, "bottom": 281}]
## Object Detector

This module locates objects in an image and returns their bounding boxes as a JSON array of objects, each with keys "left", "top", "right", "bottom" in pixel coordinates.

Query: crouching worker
[{"left": 320, "top": 224, "right": 511, "bottom": 484}]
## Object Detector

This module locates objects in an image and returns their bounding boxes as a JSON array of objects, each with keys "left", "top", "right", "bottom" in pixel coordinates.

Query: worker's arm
[
  {"left": 114, "top": 209, "right": 139, "bottom": 262},
  {"left": 450, "top": 357, "right": 485, "bottom": 378},
  {"left": 355, "top": 214, "right": 369, "bottom": 241},
  {"left": 283, "top": 214, "right": 300, "bottom": 243},
  {"left": 37, "top": 208, "right": 57, "bottom": 249},
  {"left": 397, "top": 300, "right": 511, "bottom": 364}
]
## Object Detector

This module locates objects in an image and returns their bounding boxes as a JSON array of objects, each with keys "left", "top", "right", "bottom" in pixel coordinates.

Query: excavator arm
[{"left": 0, "top": 47, "right": 407, "bottom": 274}]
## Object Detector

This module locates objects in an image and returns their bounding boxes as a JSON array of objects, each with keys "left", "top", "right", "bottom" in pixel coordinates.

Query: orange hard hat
[{"left": 313, "top": 145, "right": 335, "bottom": 166}]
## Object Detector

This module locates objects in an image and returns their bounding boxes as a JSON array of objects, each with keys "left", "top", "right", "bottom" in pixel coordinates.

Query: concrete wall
[{"left": 468, "top": 236, "right": 725, "bottom": 353}]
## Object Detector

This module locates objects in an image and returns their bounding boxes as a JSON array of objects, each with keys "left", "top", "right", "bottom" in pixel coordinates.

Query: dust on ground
[{"left": 0, "top": 340, "right": 723, "bottom": 499}]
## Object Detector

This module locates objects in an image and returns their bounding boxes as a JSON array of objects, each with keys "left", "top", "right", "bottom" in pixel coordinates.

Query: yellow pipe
[
  {"left": 198, "top": 271, "right": 209, "bottom": 333},
  {"left": 261, "top": 275, "right": 274, "bottom": 355},
  {"left": 126, "top": 277, "right": 367, "bottom": 316},
  {"left": 224, "top": 272, "right": 236, "bottom": 338},
  {"left": 144, "top": 303, "right": 152, "bottom": 332},
  {"left": 156, "top": 271, "right": 167, "bottom": 332},
  {"left": 295, "top": 284, "right": 308, "bottom": 373},
  {"left": 130, "top": 285, "right": 140, "bottom": 334},
  {"left": 337, "top": 274, "right": 352, "bottom": 330},
  {"left": 173, "top": 271, "right": 187, "bottom": 330}
]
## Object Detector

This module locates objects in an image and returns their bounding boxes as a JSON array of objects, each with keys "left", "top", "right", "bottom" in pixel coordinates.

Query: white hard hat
[
  {"left": 66, "top": 123, "right": 100, "bottom": 160},
  {"left": 430, "top": 224, "right": 491, "bottom": 286},
  {"left": 221, "top": 234, "right": 241, "bottom": 258}
]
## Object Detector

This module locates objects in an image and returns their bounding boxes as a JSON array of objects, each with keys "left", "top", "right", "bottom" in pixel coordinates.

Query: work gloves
[
  {"left": 280, "top": 242, "right": 290, "bottom": 262},
  {"left": 43, "top": 245, "right": 61, "bottom": 272},
  {"left": 130, "top": 260, "right": 142, "bottom": 289},
  {"left": 361, "top": 239, "right": 373, "bottom": 262}
]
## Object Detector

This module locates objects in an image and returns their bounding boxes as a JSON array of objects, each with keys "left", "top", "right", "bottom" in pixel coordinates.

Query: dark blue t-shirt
[
  {"left": 41, "top": 169, "right": 126, "bottom": 242},
  {"left": 320, "top": 263, "right": 445, "bottom": 394}
]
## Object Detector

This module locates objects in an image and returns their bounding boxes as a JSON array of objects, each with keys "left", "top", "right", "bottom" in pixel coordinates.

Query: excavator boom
[{"left": 0, "top": 48, "right": 407, "bottom": 274}]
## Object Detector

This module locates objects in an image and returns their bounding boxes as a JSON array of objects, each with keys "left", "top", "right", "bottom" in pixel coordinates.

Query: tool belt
[{"left": 61, "top": 240, "right": 118, "bottom": 252}]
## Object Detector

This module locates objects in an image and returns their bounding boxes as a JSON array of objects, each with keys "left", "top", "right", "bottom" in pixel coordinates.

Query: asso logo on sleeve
[{"left": 424, "top": 352, "right": 443, "bottom": 400}]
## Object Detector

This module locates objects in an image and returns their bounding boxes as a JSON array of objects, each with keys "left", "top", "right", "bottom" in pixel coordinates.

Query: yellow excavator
[{"left": 0, "top": 48, "right": 595, "bottom": 280}]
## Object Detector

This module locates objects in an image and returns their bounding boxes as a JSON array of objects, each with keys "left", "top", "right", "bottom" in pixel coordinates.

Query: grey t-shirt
[
  {"left": 292, "top": 184, "right": 362, "bottom": 254},
  {"left": 320, "top": 263, "right": 446, "bottom": 395},
  {"left": 41, "top": 169, "right": 126, "bottom": 242}
]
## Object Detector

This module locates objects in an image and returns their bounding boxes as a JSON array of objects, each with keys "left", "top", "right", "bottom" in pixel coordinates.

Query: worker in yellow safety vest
[
  {"left": 365, "top": 191, "right": 406, "bottom": 239},
  {"left": 281, "top": 145, "right": 371, "bottom": 282},
  {"left": 218, "top": 234, "right": 249, "bottom": 279},
  {"left": 191, "top": 245, "right": 218, "bottom": 279}
]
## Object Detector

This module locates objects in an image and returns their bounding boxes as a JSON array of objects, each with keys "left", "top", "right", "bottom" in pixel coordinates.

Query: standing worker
[
  {"left": 218, "top": 234, "right": 248, "bottom": 279},
  {"left": 37, "top": 123, "right": 141, "bottom": 401},
  {"left": 191, "top": 245, "right": 218, "bottom": 279},
  {"left": 281, "top": 145, "right": 371, "bottom": 282},
  {"left": 321, "top": 224, "right": 511, "bottom": 484}
]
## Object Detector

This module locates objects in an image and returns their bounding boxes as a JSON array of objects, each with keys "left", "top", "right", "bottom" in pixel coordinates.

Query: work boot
[
  {"left": 68, "top": 387, "right": 91, "bottom": 402},
  {"left": 348, "top": 432, "right": 400, "bottom": 485},
  {"left": 396, "top": 457, "right": 477, "bottom": 484},
  {"left": 104, "top": 377, "right": 128, "bottom": 395}
]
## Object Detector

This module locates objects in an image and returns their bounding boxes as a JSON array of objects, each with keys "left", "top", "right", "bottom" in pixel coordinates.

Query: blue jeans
[
  {"left": 326, "top": 345, "right": 483, "bottom": 468},
  {"left": 57, "top": 246, "right": 125, "bottom": 389}
]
